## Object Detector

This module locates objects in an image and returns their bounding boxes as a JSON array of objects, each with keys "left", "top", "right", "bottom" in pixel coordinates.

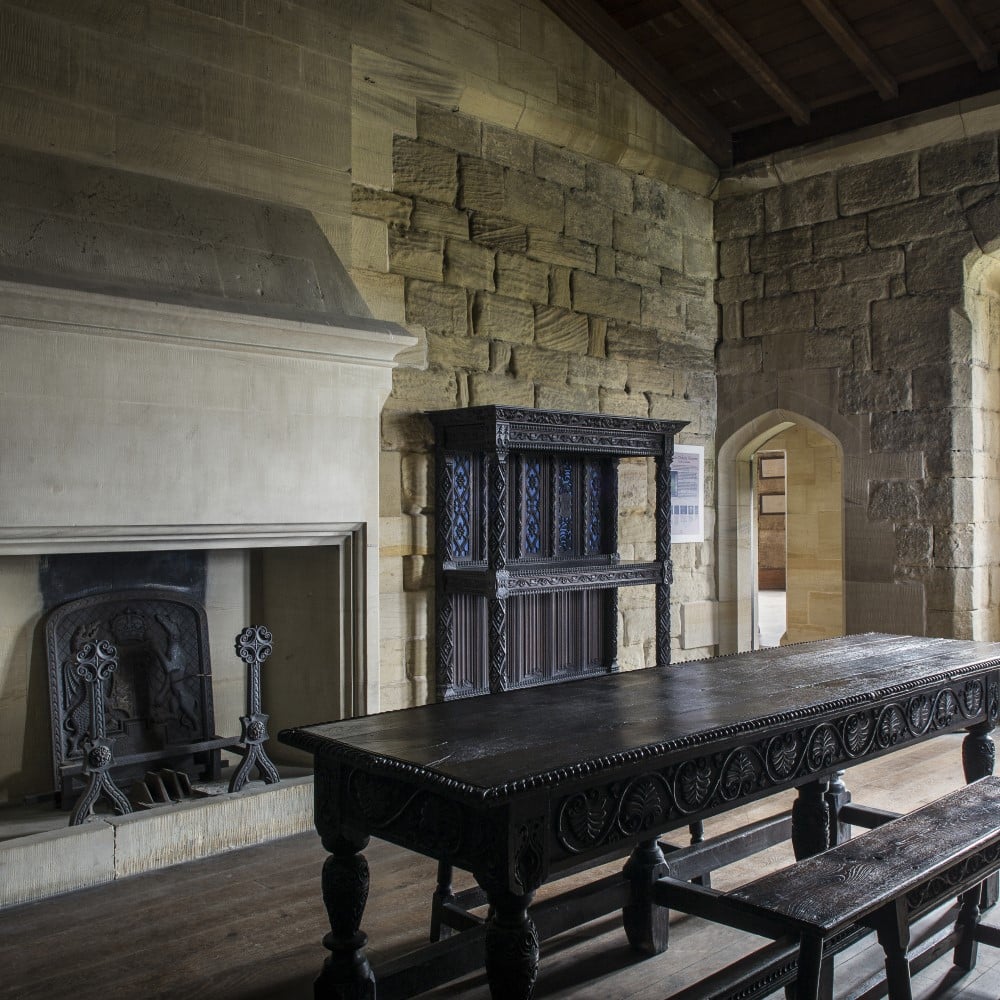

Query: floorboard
[{"left": 4, "top": 735, "right": 1000, "bottom": 999}]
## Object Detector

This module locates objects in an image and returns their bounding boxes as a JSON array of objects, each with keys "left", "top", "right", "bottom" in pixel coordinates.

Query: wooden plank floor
[{"left": 3, "top": 735, "right": 1000, "bottom": 1000}]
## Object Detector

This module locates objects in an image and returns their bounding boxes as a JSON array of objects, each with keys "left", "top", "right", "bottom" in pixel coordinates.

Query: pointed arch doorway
[{"left": 718, "top": 410, "right": 846, "bottom": 654}]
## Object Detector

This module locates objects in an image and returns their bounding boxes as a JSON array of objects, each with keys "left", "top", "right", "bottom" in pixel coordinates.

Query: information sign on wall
[{"left": 670, "top": 444, "right": 704, "bottom": 543}]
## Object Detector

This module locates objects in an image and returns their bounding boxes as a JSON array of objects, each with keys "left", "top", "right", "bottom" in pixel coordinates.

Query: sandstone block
[
  {"left": 870, "top": 410, "right": 950, "bottom": 459},
  {"left": 458, "top": 156, "right": 504, "bottom": 213},
  {"left": 494, "top": 250, "right": 549, "bottom": 302},
  {"left": 627, "top": 359, "right": 674, "bottom": 394},
  {"left": 468, "top": 372, "right": 535, "bottom": 406},
  {"left": 719, "top": 238, "right": 750, "bottom": 277},
  {"left": 550, "top": 266, "right": 572, "bottom": 308},
  {"left": 743, "top": 293, "right": 814, "bottom": 336},
  {"left": 661, "top": 268, "right": 710, "bottom": 296},
  {"left": 353, "top": 215, "right": 389, "bottom": 273},
  {"left": 572, "top": 271, "right": 642, "bottom": 323},
  {"left": 401, "top": 452, "right": 430, "bottom": 515},
  {"left": 868, "top": 479, "right": 919, "bottom": 521},
  {"left": 803, "top": 330, "right": 853, "bottom": 369},
  {"left": 535, "top": 383, "right": 597, "bottom": 411},
  {"left": 716, "top": 274, "right": 763, "bottom": 304},
  {"left": 913, "top": 363, "right": 972, "bottom": 409},
  {"left": 840, "top": 371, "right": 911, "bottom": 413},
  {"left": 721, "top": 302, "right": 742, "bottom": 340},
  {"left": 589, "top": 315, "right": 608, "bottom": 356},
  {"left": 648, "top": 392, "right": 695, "bottom": 423},
  {"left": 352, "top": 269, "right": 406, "bottom": 324},
  {"left": 683, "top": 235, "right": 716, "bottom": 278},
  {"left": 789, "top": 261, "right": 842, "bottom": 291},
  {"left": 482, "top": 122, "right": 534, "bottom": 171},
  {"left": 380, "top": 450, "right": 403, "bottom": 516},
  {"left": 906, "top": 232, "right": 978, "bottom": 293},
  {"left": 352, "top": 184, "right": 412, "bottom": 225},
  {"left": 868, "top": 195, "right": 968, "bottom": 248},
  {"left": 749, "top": 227, "right": 812, "bottom": 271},
  {"left": 426, "top": 332, "right": 490, "bottom": 373},
  {"left": 596, "top": 245, "right": 616, "bottom": 277},
  {"left": 815, "top": 278, "right": 888, "bottom": 328},
  {"left": 606, "top": 322, "right": 659, "bottom": 361},
  {"left": 842, "top": 249, "right": 904, "bottom": 282},
  {"left": 599, "top": 388, "right": 649, "bottom": 416},
  {"left": 588, "top": 161, "right": 633, "bottom": 214},
  {"left": 715, "top": 192, "right": 764, "bottom": 239},
  {"left": 526, "top": 228, "right": 596, "bottom": 270},
  {"left": 839, "top": 153, "right": 919, "bottom": 215},
  {"left": 534, "top": 305, "right": 589, "bottom": 352},
  {"left": 961, "top": 185, "right": 1000, "bottom": 254},
  {"left": 761, "top": 331, "right": 805, "bottom": 371},
  {"left": 444, "top": 238, "right": 495, "bottom": 290},
  {"left": 393, "top": 137, "right": 457, "bottom": 203},
  {"left": 534, "top": 143, "right": 585, "bottom": 188},
  {"left": 389, "top": 227, "right": 442, "bottom": 280},
  {"left": 511, "top": 343, "right": 568, "bottom": 384},
  {"left": 490, "top": 340, "right": 512, "bottom": 374},
  {"left": 416, "top": 106, "right": 481, "bottom": 156},
  {"left": 647, "top": 222, "right": 684, "bottom": 270},
  {"left": 404, "top": 279, "right": 467, "bottom": 334},
  {"left": 504, "top": 169, "right": 563, "bottom": 230},
  {"left": 639, "top": 285, "right": 684, "bottom": 330},
  {"left": 871, "top": 295, "right": 953, "bottom": 370},
  {"left": 921, "top": 136, "right": 999, "bottom": 195},
  {"left": 765, "top": 173, "right": 837, "bottom": 231},
  {"left": 895, "top": 524, "right": 932, "bottom": 566},
  {"left": 716, "top": 338, "right": 762, "bottom": 375},
  {"left": 565, "top": 191, "right": 613, "bottom": 246},
  {"left": 613, "top": 214, "right": 649, "bottom": 257},
  {"left": 765, "top": 271, "right": 792, "bottom": 297},
  {"left": 934, "top": 525, "right": 974, "bottom": 568},
  {"left": 568, "top": 354, "right": 627, "bottom": 388},
  {"left": 813, "top": 216, "right": 868, "bottom": 259},
  {"left": 412, "top": 199, "right": 469, "bottom": 238},
  {"left": 472, "top": 291, "right": 534, "bottom": 343},
  {"left": 470, "top": 213, "right": 527, "bottom": 252},
  {"left": 616, "top": 252, "right": 661, "bottom": 287}
]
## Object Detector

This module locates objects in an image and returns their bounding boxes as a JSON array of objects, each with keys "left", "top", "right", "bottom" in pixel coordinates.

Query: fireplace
[{"left": 0, "top": 149, "right": 415, "bottom": 900}]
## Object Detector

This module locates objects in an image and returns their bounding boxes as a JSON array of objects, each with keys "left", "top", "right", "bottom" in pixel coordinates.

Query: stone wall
[
  {"left": 360, "top": 105, "right": 719, "bottom": 708},
  {"left": 716, "top": 133, "right": 1000, "bottom": 642}
]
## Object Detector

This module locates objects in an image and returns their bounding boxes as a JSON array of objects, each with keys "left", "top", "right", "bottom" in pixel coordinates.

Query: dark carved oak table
[{"left": 278, "top": 634, "right": 1000, "bottom": 999}]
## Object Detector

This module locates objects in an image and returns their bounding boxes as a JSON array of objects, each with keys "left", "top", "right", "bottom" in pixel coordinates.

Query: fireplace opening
[{"left": 0, "top": 530, "right": 365, "bottom": 840}]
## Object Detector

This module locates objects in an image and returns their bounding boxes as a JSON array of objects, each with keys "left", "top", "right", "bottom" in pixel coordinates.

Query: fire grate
[{"left": 45, "top": 588, "right": 279, "bottom": 823}]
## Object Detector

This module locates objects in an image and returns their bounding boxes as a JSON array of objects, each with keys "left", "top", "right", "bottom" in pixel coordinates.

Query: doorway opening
[{"left": 718, "top": 411, "right": 846, "bottom": 653}]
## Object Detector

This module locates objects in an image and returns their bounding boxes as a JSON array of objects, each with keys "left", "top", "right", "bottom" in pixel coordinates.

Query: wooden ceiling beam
[
  {"left": 801, "top": 0, "right": 898, "bottom": 100},
  {"left": 674, "top": 0, "right": 811, "bottom": 126},
  {"left": 930, "top": 0, "right": 998, "bottom": 71},
  {"left": 538, "top": 0, "right": 732, "bottom": 166}
]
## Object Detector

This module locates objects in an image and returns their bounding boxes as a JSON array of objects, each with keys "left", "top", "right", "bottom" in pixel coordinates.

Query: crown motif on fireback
[{"left": 110, "top": 607, "right": 147, "bottom": 644}]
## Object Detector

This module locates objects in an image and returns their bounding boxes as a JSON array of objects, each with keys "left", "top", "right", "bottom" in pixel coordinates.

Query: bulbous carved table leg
[
  {"left": 316, "top": 833, "right": 375, "bottom": 1000},
  {"left": 622, "top": 838, "right": 670, "bottom": 954},
  {"left": 483, "top": 888, "right": 539, "bottom": 1000},
  {"left": 792, "top": 779, "right": 831, "bottom": 860}
]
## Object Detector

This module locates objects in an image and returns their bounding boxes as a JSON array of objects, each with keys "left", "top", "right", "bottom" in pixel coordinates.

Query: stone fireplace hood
[{"left": 0, "top": 148, "right": 416, "bottom": 552}]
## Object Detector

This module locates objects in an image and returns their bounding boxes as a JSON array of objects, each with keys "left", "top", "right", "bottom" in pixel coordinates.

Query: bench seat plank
[{"left": 726, "top": 777, "right": 1000, "bottom": 936}]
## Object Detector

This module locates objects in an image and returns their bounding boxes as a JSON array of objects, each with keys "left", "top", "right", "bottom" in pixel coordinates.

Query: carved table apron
[{"left": 278, "top": 633, "right": 1000, "bottom": 1000}]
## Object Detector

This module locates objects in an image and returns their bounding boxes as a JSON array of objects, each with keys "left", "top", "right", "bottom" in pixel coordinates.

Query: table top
[{"left": 279, "top": 634, "right": 1000, "bottom": 800}]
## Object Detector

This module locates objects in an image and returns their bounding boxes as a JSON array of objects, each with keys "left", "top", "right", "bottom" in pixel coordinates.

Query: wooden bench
[{"left": 657, "top": 777, "right": 1000, "bottom": 1000}]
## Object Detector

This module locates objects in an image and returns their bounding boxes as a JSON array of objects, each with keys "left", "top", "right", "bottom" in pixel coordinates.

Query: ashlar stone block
[
  {"left": 389, "top": 227, "right": 443, "bottom": 280},
  {"left": 871, "top": 295, "right": 954, "bottom": 370},
  {"left": 921, "top": 136, "right": 999, "bottom": 196},
  {"left": 526, "top": 228, "right": 596, "bottom": 271},
  {"left": 504, "top": 169, "right": 563, "bottom": 231},
  {"left": 426, "top": 331, "right": 490, "bottom": 373},
  {"left": 749, "top": 227, "right": 812, "bottom": 272},
  {"left": 606, "top": 322, "right": 660, "bottom": 362},
  {"left": 716, "top": 338, "right": 762, "bottom": 375},
  {"left": 472, "top": 290, "right": 534, "bottom": 343},
  {"left": 352, "top": 184, "right": 412, "bottom": 225},
  {"left": 587, "top": 161, "right": 633, "bottom": 214},
  {"left": 565, "top": 190, "right": 613, "bottom": 246},
  {"left": 743, "top": 292, "right": 814, "bottom": 337},
  {"left": 906, "top": 232, "right": 978, "bottom": 294},
  {"left": 404, "top": 279, "right": 467, "bottom": 334},
  {"left": 468, "top": 371, "right": 534, "bottom": 405},
  {"left": 842, "top": 249, "right": 904, "bottom": 282},
  {"left": 534, "top": 305, "right": 589, "bottom": 352},
  {"left": 840, "top": 371, "right": 911, "bottom": 413},
  {"left": 838, "top": 153, "right": 919, "bottom": 215},
  {"left": 494, "top": 250, "right": 549, "bottom": 302},
  {"left": 416, "top": 105, "right": 481, "bottom": 156},
  {"left": 868, "top": 194, "right": 969, "bottom": 249},
  {"left": 481, "top": 122, "right": 534, "bottom": 171},
  {"left": 813, "top": 216, "right": 868, "bottom": 259},
  {"left": 443, "top": 238, "right": 495, "bottom": 290},
  {"left": 458, "top": 155, "right": 504, "bottom": 214},
  {"left": 719, "top": 238, "right": 750, "bottom": 277},
  {"left": 534, "top": 143, "right": 585, "bottom": 188},
  {"left": 568, "top": 354, "right": 627, "bottom": 388},
  {"left": 815, "top": 278, "right": 888, "bottom": 329},
  {"left": 470, "top": 213, "right": 527, "bottom": 253},
  {"left": 572, "top": 271, "right": 642, "bottom": 323},
  {"left": 412, "top": 199, "right": 469, "bottom": 238},
  {"left": 764, "top": 173, "right": 837, "bottom": 232},
  {"left": 715, "top": 192, "right": 764, "bottom": 240},
  {"left": 393, "top": 137, "right": 457, "bottom": 203}
]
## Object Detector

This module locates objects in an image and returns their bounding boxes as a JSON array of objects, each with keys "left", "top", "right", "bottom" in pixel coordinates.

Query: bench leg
[
  {"left": 955, "top": 883, "right": 983, "bottom": 971},
  {"left": 963, "top": 724, "right": 998, "bottom": 910},
  {"left": 874, "top": 900, "right": 913, "bottom": 1000},
  {"left": 792, "top": 780, "right": 831, "bottom": 860},
  {"left": 790, "top": 933, "right": 828, "bottom": 1000}
]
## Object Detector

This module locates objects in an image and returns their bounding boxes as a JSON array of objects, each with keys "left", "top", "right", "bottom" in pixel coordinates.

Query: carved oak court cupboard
[{"left": 428, "top": 406, "right": 687, "bottom": 700}]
